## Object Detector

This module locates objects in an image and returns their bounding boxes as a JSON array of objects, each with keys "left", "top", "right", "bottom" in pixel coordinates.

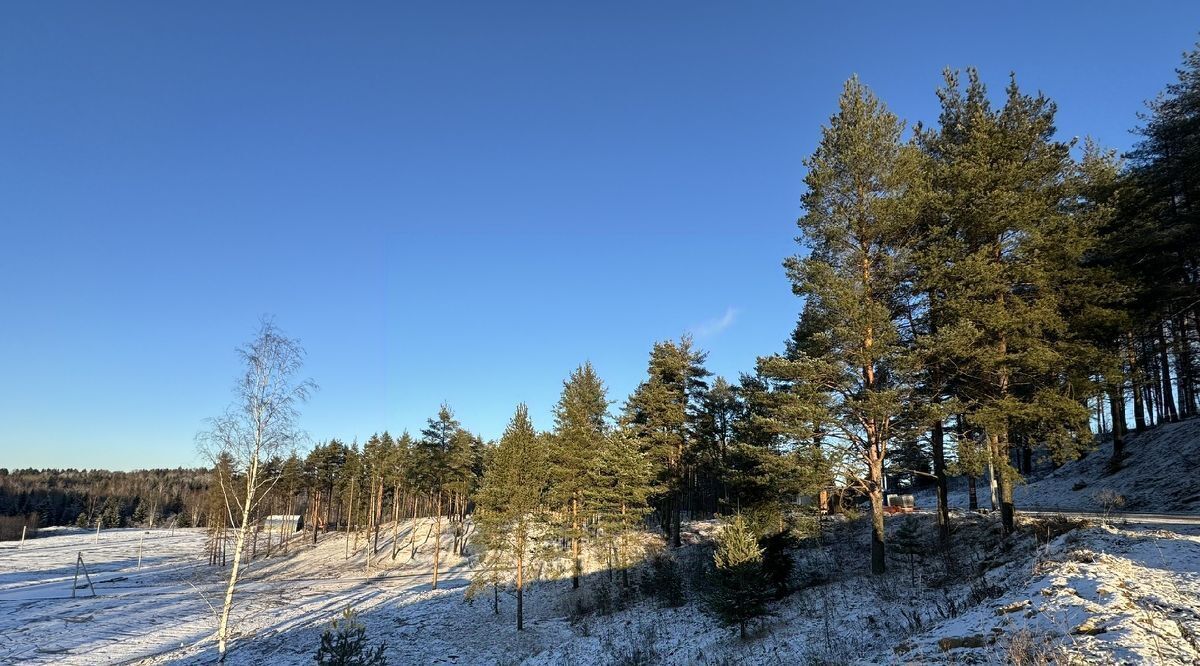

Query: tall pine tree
[
  {"left": 473, "top": 404, "right": 549, "bottom": 631},
  {"left": 765, "top": 76, "right": 922, "bottom": 574},
  {"left": 549, "top": 362, "right": 610, "bottom": 589}
]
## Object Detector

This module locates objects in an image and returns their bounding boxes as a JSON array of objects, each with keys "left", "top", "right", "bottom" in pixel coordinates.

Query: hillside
[
  {"left": 914, "top": 417, "right": 1200, "bottom": 515},
  {"left": 4, "top": 510, "right": 1196, "bottom": 664},
  {"left": 1015, "top": 418, "right": 1200, "bottom": 513}
]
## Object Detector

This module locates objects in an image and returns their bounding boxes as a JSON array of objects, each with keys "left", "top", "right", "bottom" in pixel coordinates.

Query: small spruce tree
[
  {"left": 891, "top": 516, "right": 923, "bottom": 588},
  {"left": 314, "top": 607, "right": 387, "bottom": 666},
  {"left": 760, "top": 530, "right": 795, "bottom": 600},
  {"left": 707, "top": 515, "right": 771, "bottom": 638}
]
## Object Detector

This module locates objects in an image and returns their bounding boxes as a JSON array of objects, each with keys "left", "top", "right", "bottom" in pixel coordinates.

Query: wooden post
[
  {"left": 137, "top": 532, "right": 145, "bottom": 570},
  {"left": 95, "top": 518, "right": 101, "bottom": 543},
  {"left": 19, "top": 525, "right": 26, "bottom": 547},
  {"left": 72, "top": 555, "right": 81, "bottom": 598}
]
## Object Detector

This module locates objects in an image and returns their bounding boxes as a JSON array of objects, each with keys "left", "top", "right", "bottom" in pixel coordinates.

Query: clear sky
[{"left": 2, "top": 2, "right": 1197, "bottom": 470}]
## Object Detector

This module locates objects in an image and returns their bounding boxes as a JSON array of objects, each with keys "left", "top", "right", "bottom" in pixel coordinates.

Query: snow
[
  {"left": 895, "top": 523, "right": 1200, "bottom": 664},
  {"left": 1015, "top": 418, "right": 1200, "bottom": 513},
  {"left": 913, "top": 417, "right": 1200, "bottom": 513},
  {"left": 2, "top": 519, "right": 1197, "bottom": 664}
]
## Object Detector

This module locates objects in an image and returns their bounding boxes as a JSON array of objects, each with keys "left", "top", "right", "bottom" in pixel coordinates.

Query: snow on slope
[
  {"left": 894, "top": 523, "right": 1200, "bottom": 664},
  {"left": 914, "top": 417, "right": 1200, "bottom": 513},
  {"left": 1015, "top": 417, "right": 1200, "bottom": 513}
]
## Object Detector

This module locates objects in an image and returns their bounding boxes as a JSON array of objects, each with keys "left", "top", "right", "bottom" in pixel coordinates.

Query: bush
[
  {"left": 640, "top": 553, "right": 686, "bottom": 608},
  {"left": 315, "top": 607, "right": 387, "bottom": 666},
  {"left": 0, "top": 514, "right": 38, "bottom": 541},
  {"left": 602, "top": 622, "right": 660, "bottom": 665},
  {"left": 1094, "top": 489, "right": 1126, "bottom": 521}
]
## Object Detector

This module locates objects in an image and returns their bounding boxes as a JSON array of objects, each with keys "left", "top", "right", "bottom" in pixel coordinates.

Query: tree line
[{"left": 0, "top": 467, "right": 210, "bottom": 534}]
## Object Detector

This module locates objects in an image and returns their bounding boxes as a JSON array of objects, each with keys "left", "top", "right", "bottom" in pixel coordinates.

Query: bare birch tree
[{"left": 198, "top": 320, "right": 315, "bottom": 662}]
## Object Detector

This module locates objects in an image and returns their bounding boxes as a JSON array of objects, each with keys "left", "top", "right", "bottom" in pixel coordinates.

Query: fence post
[{"left": 19, "top": 525, "right": 26, "bottom": 547}]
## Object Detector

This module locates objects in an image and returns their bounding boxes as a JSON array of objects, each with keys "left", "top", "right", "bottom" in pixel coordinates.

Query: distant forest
[{"left": 0, "top": 468, "right": 211, "bottom": 531}]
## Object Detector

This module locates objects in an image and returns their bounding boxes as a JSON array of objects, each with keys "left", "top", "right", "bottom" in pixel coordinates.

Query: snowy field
[
  {"left": 1, "top": 515, "right": 1198, "bottom": 664},
  {"left": 0, "top": 523, "right": 483, "bottom": 664}
]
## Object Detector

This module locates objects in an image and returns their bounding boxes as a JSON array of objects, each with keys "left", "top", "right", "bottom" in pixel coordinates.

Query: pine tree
[
  {"left": 590, "top": 428, "right": 653, "bottom": 588},
  {"left": 764, "top": 76, "right": 922, "bottom": 574},
  {"left": 472, "top": 403, "right": 549, "bottom": 631},
  {"left": 915, "top": 70, "right": 1094, "bottom": 536},
  {"left": 693, "top": 376, "right": 739, "bottom": 510},
  {"left": 549, "top": 362, "right": 610, "bottom": 589},
  {"left": 707, "top": 515, "right": 771, "bottom": 638},
  {"left": 415, "top": 404, "right": 462, "bottom": 590},
  {"left": 624, "top": 337, "right": 710, "bottom": 547},
  {"left": 314, "top": 607, "right": 387, "bottom": 666},
  {"left": 305, "top": 440, "right": 346, "bottom": 544},
  {"left": 387, "top": 432, "right": 413, "bottom": 561},
  {"left": 1114, "top": 43, "right": 1200, "bottom": 424}
]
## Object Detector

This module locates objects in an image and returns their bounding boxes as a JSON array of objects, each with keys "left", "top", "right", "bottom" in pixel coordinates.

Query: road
[{"left": 1018, "top": 507, "right": 1200, "bottom": 527}]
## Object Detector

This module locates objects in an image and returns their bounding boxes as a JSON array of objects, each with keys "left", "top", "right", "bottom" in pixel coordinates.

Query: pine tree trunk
[
  {"left": 571, "top": 496, "right": 581, "bottom": 589},
  {"left": 1159, "top": 326, "right": 1179, "bottom": 423},
  {"left": 1129, "top": 335, "right": 1147, "bottom": 433},
  {"left": 992, "top": 433, "right": 1015, "bottom": 537},
  {"left": 986, "top": 460, "right": 998, "bottom": 511},
  {"left": 431, "top": 495, "right": 442, "bottom": 590},
  {"left": 1174, "top": 315, "right": 1196, "bottom": 416},
  {"left": 374, "top": 479, "right": 384, "bottom": 554},
  {"left": 931, "top": 418, "right": 950, "bottom": 551},
  {"left": 345, "top": 482, "right": 354, "bottom": 560},
  {"left": 670, "top": 492, "right": 682, "bottom": 548},
  {"left": 391, "top": 483, "right": 401, "bottom": 560},
  {"left": 869, "top": 479, "right": 885, "bottom": 575},
  {"left": 516, "top": 549, "right": 524, "bottom": 631},
  {"left": 312, "top": 490, "right": 321, "bottom": 546},
  {"left": 1110, "top": 384, "right": 1126, "bottom": 466}
]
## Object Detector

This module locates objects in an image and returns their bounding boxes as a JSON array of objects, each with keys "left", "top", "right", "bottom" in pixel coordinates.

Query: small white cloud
[{"left": 691, "top": 307, "right": 738, "bottom": 338}]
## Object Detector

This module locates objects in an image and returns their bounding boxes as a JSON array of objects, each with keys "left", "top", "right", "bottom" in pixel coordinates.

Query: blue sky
[{"left": 2, "top": 2, "right": 1197, "bottom": 470}]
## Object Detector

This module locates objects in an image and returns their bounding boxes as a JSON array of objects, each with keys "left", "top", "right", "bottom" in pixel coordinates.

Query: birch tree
[{"left": 198, "top": 320, "right": 315, "bottom": 662}]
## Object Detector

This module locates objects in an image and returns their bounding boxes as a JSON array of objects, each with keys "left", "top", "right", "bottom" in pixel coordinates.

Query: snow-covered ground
[
  {"left": 2, "top": 420, "right": 1197, "bottom": 664},
  {"left": 0, "top": 521, "right": 483, "bottom": 664},
  {"left": 3, "top": 515, "right": 1196, "bottom": 664},
  {"left": 896, "top": 522, "right": 1200, "bottom": 664},
  {"left": 1016, "top": 418, "right": 1200, "bottom": 513},
  {"left": 913, "top": 417, "right": 1200, "bottom": 514}
]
